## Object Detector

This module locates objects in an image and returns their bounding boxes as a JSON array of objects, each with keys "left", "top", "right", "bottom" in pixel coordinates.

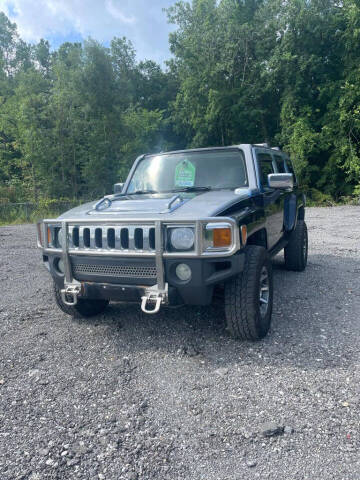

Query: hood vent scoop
[
  {"left": 162, "top": 194, "right": 184, "bottom": 213},
  {"left": 87, "top": 193, "right": 190, "bottom": 216},
  {"left": 95, "top": 197, "right": 112, "bottom": 211}
]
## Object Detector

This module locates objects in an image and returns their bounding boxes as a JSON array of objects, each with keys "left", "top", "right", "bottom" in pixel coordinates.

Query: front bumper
[
  {"left": 39, "top": 217, "right": 243, "bottom": 311},
  {"left": 46, "top": 252, "right": 245, "bottom": 306}
]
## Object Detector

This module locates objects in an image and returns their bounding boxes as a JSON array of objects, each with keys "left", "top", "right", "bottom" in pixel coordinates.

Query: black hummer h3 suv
[{"left": 37, "top": 144, "right": 308, "bottom": 341}]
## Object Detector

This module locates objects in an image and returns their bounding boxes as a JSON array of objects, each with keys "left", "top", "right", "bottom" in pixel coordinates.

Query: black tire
[
  {"left": 53, "top": 282, "right": 109, "bottom": 318},
  {"left": 224, "top": 246, "right": 273, "bottom": 341},
  {"left": 284, "top": 220, "right": 308, "bottom": 272}
]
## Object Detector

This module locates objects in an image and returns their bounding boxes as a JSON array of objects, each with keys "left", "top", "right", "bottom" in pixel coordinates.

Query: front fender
[{"left": 284, "top": 193, "right": 305, "bottom": 232}]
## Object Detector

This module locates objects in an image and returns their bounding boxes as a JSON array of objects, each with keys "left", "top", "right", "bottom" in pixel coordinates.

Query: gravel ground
[{"left": 1, "top": 206, "right": 360, "bottom": 480}]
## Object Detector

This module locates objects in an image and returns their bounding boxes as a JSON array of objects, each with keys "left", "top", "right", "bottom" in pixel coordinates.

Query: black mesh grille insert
[{"left": 73, "top": 263, "right": 157, "bottom": 279}]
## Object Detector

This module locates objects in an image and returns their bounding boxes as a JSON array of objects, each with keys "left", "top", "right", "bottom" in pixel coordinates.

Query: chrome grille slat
[
  {"left": 143, "top": 227, "right": 150, "bottom": 250},
  {"left": 115, "top": 227, "right": 122, "bottom": 250},
  {"left": 89, "top": 227, "right": 96, "bottom": 249},
  {"left": 101, "top": 226, "right": 107, "bottom": 250},
  {"left": 68, "top": 224, "right": 156, "bottom": 253},
  {"left": 79, "top": 227, "right": 85, "bottom": 248},
  {"left": 128, "top": 226, "right": 135, "bottom": 250},
  {"left": 73, "top": 263, "right": 157, "bottom": 278},
  {"left": 68, "top": 226, "right": 75, "bottom": 248}
]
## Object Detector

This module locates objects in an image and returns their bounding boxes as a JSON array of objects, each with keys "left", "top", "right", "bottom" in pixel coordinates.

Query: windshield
[{"left": 126, "top": 149, "right": 248, "bottom": 194}]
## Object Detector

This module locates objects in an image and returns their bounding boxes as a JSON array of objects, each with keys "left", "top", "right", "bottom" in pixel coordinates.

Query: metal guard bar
[
  {"left": 40, "top": 217, "right": 240, "bottom": 257},
  {"left": 38, "top": 217, "right": 241, "bottom": 289}
]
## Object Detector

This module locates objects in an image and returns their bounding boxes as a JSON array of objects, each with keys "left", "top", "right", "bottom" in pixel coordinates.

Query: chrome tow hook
[
  {"left": 141, "top": 284, "right": 168, "bottom": 314},
  {"left": 61, "top": 285, "right": 81, "bottom": 306}
]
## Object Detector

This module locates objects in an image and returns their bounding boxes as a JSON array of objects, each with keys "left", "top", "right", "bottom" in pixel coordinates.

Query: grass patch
[{"left": 0, "top": 200, "right": 83, "bottom": 226}]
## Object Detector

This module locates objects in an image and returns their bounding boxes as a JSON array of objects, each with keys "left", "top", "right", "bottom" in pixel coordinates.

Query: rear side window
[
  {"left": 285, "top": 158, "right": 297, "bottom": 183},
  {"left": 257, "top": 153, "right": 274, "bottom": 188},
  {"left": 274, "top": 155, "right": 286, "bottom": 173},
  {"left": 286, "top": 159, "right": 295, "bottom": 174}
]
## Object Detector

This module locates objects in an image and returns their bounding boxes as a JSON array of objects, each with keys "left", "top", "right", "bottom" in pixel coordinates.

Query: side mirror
[
  {"left": 268, "top": 173, "right": 294, "bottom": 190},
  {"left": 113, "top": 182, "right": 124, "bottom": 194}
]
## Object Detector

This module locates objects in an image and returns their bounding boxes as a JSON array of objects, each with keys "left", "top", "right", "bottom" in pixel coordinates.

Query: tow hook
[
  {"left": 141, "top": 284, "right": 168, "bottom": 314},
  {"left": 61, "top": 285, "right": 81, "bottom": 306}
]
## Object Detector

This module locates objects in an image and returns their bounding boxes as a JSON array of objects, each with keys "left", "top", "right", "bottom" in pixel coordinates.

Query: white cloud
[
  {"left": 105, "top": 0, "right": 135, "bottom": 24},
  {"left": 0, "top": 0, "right": 175, "bottom": 65},
  {"left": 0, "top": 0, "right": 137, "bottom": 42}
]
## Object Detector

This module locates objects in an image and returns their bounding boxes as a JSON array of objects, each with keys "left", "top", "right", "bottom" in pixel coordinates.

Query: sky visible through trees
[{"left": 0, "top": 0, "right": 360, "bottom": 203}]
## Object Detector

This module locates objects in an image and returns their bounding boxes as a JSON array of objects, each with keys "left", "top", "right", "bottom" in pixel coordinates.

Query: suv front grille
[
  {"left": 68, "top": 225, "right": 156, "bottom": 253},
  {"left": 73, "top": 263, "right": 157, "bottom": 279}
]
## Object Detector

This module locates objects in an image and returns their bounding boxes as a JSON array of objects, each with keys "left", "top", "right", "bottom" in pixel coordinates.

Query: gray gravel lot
[{"left": 1, "top": 206, "right": 360, "bottom": 480}]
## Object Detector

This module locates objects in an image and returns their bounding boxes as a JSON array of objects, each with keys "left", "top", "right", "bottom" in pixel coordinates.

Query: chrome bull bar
[{"left": 39, "top": 217, "right": 240, "bottom": 312}]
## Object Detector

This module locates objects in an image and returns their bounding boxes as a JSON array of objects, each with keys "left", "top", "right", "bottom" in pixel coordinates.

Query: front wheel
[
  {"left": 224, "top": 246, "right": 273, "bottom": 341},
  {"left": 284, "top": 220, "right": 308, "bottom": 271},
  {"left": 53, "top": 283, "right": 109, "bottom": 318}
]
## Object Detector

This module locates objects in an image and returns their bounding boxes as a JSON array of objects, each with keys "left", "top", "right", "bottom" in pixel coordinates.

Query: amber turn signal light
[
  {"left": 213, "top": 228, "right": 232, "bottom": 248},
  {"left": 240, "top": 225, "right": 248, "bottom": 246},
  {"left": 47, "top": 227, "right": 51, "bottom": 246}
]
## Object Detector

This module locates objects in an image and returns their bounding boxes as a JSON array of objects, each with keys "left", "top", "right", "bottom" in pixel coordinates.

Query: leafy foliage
[
  {"left": 0, "top": 2, "right": 360, "bottom": 204},
  {"left": 167, "top": 0, "right": 360, "bottom": 199}
]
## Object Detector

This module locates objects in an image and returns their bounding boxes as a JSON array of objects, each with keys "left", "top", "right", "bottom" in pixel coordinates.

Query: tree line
[{"left": 1, "top": 0, "right": 360, "bottom": 204}]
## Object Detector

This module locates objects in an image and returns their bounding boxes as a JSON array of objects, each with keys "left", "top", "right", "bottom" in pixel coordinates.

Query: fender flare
[{"left": 284, "top": 193, "right": 304, "bottom": 232}]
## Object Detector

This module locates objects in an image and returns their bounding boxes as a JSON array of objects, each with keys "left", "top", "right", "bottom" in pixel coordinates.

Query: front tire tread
[{"left": 225, "top": 246, "right": 273, "bottom": 341}]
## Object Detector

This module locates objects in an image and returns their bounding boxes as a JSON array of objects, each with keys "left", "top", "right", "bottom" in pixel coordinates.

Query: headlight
[
  {"left": 169, "top": 227, "right": 195, "bottom": 251},
  {"left": 56, "top": 228, "right": 62, "bottom": 248}
]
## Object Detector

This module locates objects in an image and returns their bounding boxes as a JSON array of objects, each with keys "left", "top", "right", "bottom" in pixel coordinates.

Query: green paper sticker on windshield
[{"left": 175, "top": 159, "right": 196, "bottom": 187}]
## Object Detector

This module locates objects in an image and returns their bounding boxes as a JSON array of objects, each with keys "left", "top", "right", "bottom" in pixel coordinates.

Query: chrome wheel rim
[{"left": 259, "top": 266, "right": 269, "bottom": 317}]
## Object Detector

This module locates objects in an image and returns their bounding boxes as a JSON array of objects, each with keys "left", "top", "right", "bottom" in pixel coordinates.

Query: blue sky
[{"left": 0, "top": 0, "right": 177, "bottom": 65}]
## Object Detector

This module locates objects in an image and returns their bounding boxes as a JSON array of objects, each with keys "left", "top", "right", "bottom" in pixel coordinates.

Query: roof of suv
[{"left": 145, "top": 144, "right": 283, "bottom": 158}]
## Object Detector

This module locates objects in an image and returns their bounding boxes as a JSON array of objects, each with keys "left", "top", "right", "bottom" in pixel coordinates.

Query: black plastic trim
[{"left": 46, "top": 252, "right": 245, "bottom": 306}]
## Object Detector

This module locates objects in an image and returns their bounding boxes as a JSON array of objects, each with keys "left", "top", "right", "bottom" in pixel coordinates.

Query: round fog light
[
  {"left": 56, "top": 258, "right": 65, "bottom": 274},
  {"left": 176, "top": 263, "right": 192, "bottom": 282}
]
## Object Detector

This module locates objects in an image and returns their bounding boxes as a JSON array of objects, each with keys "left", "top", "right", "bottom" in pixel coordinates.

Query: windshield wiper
[
  {"left": 168, "top": 186, "right": 212, "bottom": 193},
  {"left": 126, "top": 189, "right": 158, "bottom": 195}
]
